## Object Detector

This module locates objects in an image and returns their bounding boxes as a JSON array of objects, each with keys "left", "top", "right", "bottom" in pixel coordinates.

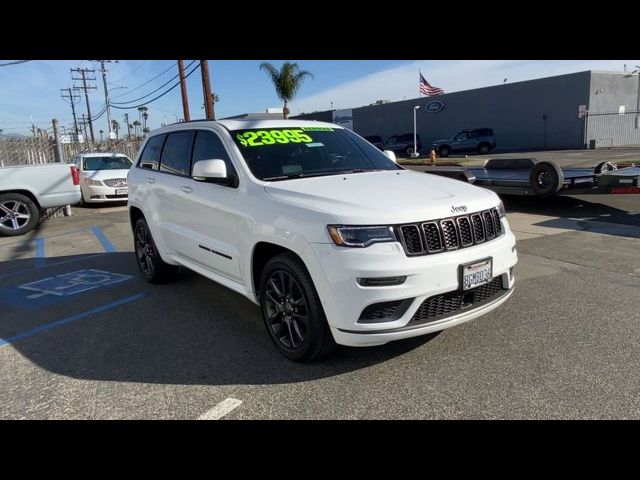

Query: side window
[
  {"left": 139, "top": 134, "right": 166, "bottom": 170},
  {"left": 192, "top": 130, "right": 237, "bottom": 185},
  {"left": 159, "top": 131, "right": 194, "bottom": 176},
  {"left": 469, "top": 130, "right": 479, "bottom": 139}
]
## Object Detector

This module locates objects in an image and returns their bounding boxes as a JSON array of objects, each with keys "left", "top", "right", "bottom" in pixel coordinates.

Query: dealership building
[{"left": 294, "top": 70, "right": 640, "bottom": 151}]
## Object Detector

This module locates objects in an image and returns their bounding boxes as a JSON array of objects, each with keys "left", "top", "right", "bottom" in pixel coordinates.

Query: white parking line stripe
[{"left": 198, "top": 398, "right": 243, "bottom": 420}]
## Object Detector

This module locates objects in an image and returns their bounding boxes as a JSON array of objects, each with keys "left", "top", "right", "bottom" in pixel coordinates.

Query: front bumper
[
  {"left": 303, "top": 222, "right": 517, "bottom": 347},
  {"left": 81, "top": 184, "right": 128, "bottom": 203}
]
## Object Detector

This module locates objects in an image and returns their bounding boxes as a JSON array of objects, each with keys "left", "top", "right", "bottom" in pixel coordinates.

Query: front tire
[
  {"left": 438, "top": 146, "right": 450, "bottom": 157},
  {"left": 478, "top": 143, "right": 490, "bottom": 155},
  {"left": 133, "top": 218, "right": 177, "bottom": 283},
  {"left": 0, "top": 193, "right": 40, "bottom": 236},
  {"left": 259, "top": 253, "right": 336, "bottom": 362}
]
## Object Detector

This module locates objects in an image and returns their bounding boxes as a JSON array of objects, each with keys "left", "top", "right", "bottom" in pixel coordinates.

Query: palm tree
[
  {"left": 259, "top": 62, "right": 313, "bottom": 119},
  {"left": 137, "top": 106, "right": 148, "bottom": 126},
  {"left": 132, "top": 120, "right": 140, "bottom": 138},
  {"left": 111, "top": 119, "right": 120, "bottom": 140},
  {"left": 142, "top": 111, "right": 149, "bottom": 130}
]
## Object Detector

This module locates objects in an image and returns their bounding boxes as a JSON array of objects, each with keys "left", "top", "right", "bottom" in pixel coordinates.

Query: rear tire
[
  {"left": 438, "top": 146, "right": 450, "bottom": 157},
  {"left": 0, "top": 193, "right": 40, "bottom": 236},
  {"left": 259, "top": 253, "right": 336, "bottom": 362},
  {"left": 134, "top": 218, "right": 177, "bottom": 284},
  {"left": 528, "top": 161, "right": 564, "bottom": 197},
  {"left": 477, "top": 143, "right": 490, "bottom": 155},
  {"left": 405, "top": 146, "right": 414, "bottom": 156}
]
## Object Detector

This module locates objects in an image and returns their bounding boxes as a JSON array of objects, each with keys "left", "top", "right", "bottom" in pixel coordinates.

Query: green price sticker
[{"left": 235, "top": 129, "right": 314, "bottom": 147}]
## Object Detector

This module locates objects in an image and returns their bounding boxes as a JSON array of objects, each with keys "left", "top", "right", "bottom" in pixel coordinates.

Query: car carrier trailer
[{"left": 421, "top": 158, "right": 640, "bottom": 197}]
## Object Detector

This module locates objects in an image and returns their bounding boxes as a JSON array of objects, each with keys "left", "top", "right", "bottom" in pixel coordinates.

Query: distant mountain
[{"left": 0, "top": 133, "right": 27, "bottom": 138}]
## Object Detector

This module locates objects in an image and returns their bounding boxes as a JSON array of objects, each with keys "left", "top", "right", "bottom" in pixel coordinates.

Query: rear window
[
  {"left": 139, "top": 134, "right": 166, "bottom": 170},
  {"left": 160, "top": 131, "right": 194, "bottom": 176}
]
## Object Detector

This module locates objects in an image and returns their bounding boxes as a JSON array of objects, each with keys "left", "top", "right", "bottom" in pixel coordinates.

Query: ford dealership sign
[{"left": 425, "top": 100, "right": 445, "bottom": 113}]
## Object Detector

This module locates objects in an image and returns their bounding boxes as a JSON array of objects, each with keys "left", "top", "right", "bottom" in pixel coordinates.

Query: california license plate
[
  {"left": 461, "top": 258, "right": 492, "bottom": 291},
  {"left": 116, "top": 188, "right": 128, "bottom": 195}
]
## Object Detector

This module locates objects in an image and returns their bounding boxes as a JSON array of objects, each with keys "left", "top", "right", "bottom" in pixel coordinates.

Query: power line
[
  {"left": 111, "top": 61, "right": 197, "bottom": 105},
  {"left": 110, "top": 61, "right": 180, "bottom": 100},
  {"left": 109, "top": 60, "right": 149, "bottom": 85},
  {"left": 0, "top": 60, "right": 33, "bottom": 67},
  {"left": 110, "top": 62, "right": 201, "bottom": 110}
]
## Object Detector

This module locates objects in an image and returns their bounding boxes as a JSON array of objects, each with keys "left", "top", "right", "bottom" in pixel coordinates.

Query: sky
[{"left": 1, "top": 59, "right": 639, "bottom": 137}]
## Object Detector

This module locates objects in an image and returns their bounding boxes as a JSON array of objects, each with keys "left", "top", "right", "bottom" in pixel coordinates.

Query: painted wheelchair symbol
[{"left": 18, "top": 269, "right": 132, "bottom": 299}]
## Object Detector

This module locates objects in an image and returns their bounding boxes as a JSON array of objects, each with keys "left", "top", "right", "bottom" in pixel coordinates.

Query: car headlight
[
  {"left": 327, "top": 225, "right": 397, "bottom": 248},
  {"left": 85, "top": 178, "right": 103, "bottom": 186},
  {"left": 497, "top": 200, "right": 506, "bottom": 218}
]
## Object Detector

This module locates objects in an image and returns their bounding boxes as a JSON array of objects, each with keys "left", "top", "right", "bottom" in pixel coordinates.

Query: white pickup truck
[{"left": 0, "top": 163, "right": 81, "bottom": 236}]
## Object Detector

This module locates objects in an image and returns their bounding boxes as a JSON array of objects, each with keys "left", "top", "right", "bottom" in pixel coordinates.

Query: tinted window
[
  {"left": 139, "top": 134, "right": 166, "bottom": 170},
  {"left": 399, "top": 134, "right": 413, "bottom": 142},
  {"left": 160, "top": 131, "right": 194, "bottom": 176},
  {"left": 192, "top": 130, "right": 236, "bottom": 179},
  {"left": 230, "top": 127, "right": 400, "bottom": 181},
  {"left": 469, "top": 130, "right": 480, "bottom": 139},
  {"left": 479, "top": 128, "right": 493, "bottom": 136}
]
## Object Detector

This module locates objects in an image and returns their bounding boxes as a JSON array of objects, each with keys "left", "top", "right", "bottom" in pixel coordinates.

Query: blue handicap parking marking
[{"left": 0, "top": 269, "right": 133, "bottom": 309}]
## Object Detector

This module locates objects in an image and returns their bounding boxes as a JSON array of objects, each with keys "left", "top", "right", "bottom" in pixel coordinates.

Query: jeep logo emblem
[
  {"left": 425, "top": 100, "right": 445, "bottom": 113},
  {"left": 451, "top": 205, "right": 467, "bottom": 214}
]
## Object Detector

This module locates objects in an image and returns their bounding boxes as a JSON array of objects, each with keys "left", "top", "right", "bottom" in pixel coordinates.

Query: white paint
[{"left": 198, "top": 398, "right": 242, "bottom": 420}]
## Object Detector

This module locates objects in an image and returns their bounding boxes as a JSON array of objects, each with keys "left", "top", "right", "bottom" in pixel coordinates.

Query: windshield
[
  {"left": 83, "top": 156, "right": 133, "bottom": 171},
  {"left": 230, "top": 126, "right": 401, "bottom": 180}
]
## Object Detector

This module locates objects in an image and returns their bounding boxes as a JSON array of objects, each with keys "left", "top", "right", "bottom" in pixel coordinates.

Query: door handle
[
  {"left": 181, "top": 186, "right": 193, "bottom": 194},
  {"left": 147, "top": 178, "right": 156, "bottom": 184}
]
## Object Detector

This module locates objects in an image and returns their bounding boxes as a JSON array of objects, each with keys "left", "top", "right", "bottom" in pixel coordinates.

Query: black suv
[
  {"left": 364, "top": 135, "right": 385, "bottom": 151},
  {"left": 384, "top": 133, "right": 422, "bottom": 156},
  {"left": 432, "top": 128, "right": 496, "bottom": 157}
]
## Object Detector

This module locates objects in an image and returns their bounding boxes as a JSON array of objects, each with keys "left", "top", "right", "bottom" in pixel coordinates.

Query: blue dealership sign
[{"left": 425, "top": 100, "right": 445, "bottom": 113}]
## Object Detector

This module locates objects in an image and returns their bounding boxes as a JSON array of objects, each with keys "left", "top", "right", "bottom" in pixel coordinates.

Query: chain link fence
[{"left": 0, "top": 137, "right": 144, "bottom": 167}]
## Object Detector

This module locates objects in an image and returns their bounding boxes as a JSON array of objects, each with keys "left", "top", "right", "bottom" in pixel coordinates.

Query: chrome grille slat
[
  {"left": 483, "top": 210, "right": 495, "bottom": 239},
  {"left": 399, "top": 225, "right": 423, "bottom": 255},
  {"left": 440, "top": 219, "right": 459, "bottom": 250},
  {"left": 422, "top": 222, "right": 443, "bottom": 252},
  {"left": 397, "top": 208, "right": 503, "bottom": 257},
  {"left": 103, "top": 178, "right": 127, "bottom": 187},
  {"left": 457, "top": 216, "right": 473, "bottom": 247}
]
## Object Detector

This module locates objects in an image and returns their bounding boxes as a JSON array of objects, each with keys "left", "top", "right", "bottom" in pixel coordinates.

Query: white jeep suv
[{"left": 128, "top": 120, "right": 517, "bottom": 362}]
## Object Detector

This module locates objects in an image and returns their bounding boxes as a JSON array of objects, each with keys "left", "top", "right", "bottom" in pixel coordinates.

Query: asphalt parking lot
[{"left": 1, "top": 190, "right": 640, "bottom": 419}]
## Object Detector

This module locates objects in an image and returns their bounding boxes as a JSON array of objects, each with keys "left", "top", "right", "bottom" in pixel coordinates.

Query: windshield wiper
[{"left": 263, "top": 168, "right": 380, "bottom": 181}]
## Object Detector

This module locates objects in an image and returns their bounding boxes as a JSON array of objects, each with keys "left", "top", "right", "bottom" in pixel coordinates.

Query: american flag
[{"left": 419, "top": 72, "right": 444, "bottom": 96}]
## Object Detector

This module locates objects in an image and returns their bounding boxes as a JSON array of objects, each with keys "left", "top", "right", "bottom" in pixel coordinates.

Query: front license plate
[
  {"left": 461, "top": 259, "right": 492, "bottom": 291},
  {"left": 116, "top": 188, "right": 128, "bottom": 195}
]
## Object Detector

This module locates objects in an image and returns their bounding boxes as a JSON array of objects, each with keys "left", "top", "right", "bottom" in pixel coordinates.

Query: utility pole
[
  {"left": 95, "top": 60, "right": 116, "bottom": 139},
  {"left": 60, "top": 88, "right": 80, "bottom": 136},
  {"left": 200, "top": 60, "right": 215, "bottom": 120},
  {"left": 178, "top": 60, "right": 191, "bottom": 121},
  {"left": 81, "top": 114, "right": 89, "bottom": 145},
  {"left": 124, "top": 113, "right": 131, "bottom": 139},
  {"left": 71, "top": 68, "right": 97, "bottom": 142},
  {"left": 52, "top": 119, "right": 63, "bottom": 163}
]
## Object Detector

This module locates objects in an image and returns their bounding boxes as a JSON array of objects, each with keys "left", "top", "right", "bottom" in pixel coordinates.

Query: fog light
[{"left": 357, "top": 276, "right": 406, "bottom": 287}]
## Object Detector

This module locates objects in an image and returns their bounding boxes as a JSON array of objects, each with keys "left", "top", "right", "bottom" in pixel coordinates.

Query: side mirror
[
  {"left": 383, "top": 150, "right": 397, "bottom": 163},
  {"left": 192, "top": 159, "right": 227, "bottom": 181}
]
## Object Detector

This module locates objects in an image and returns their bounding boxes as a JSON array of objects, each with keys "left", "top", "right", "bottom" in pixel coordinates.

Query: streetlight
[{"left": 412, "top": 105, "right": 420, "bottom": 158}]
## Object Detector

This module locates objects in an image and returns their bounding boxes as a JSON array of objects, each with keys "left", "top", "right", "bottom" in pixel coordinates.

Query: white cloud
[{"left": 292, "top": 60, "right": 640, "bottom": 113}]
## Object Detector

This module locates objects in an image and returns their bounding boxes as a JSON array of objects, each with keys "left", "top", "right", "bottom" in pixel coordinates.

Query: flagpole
[{"left": 418, "top": 70, "right": 421, "bottom": 98}]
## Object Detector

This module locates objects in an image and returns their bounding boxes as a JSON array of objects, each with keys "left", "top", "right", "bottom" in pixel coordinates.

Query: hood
[
  {"left": 264, "top": 169, "right": 499, "bottom": 225},
  {"left": 82, "top": 169, "right": 131, "bottom": 181}
]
